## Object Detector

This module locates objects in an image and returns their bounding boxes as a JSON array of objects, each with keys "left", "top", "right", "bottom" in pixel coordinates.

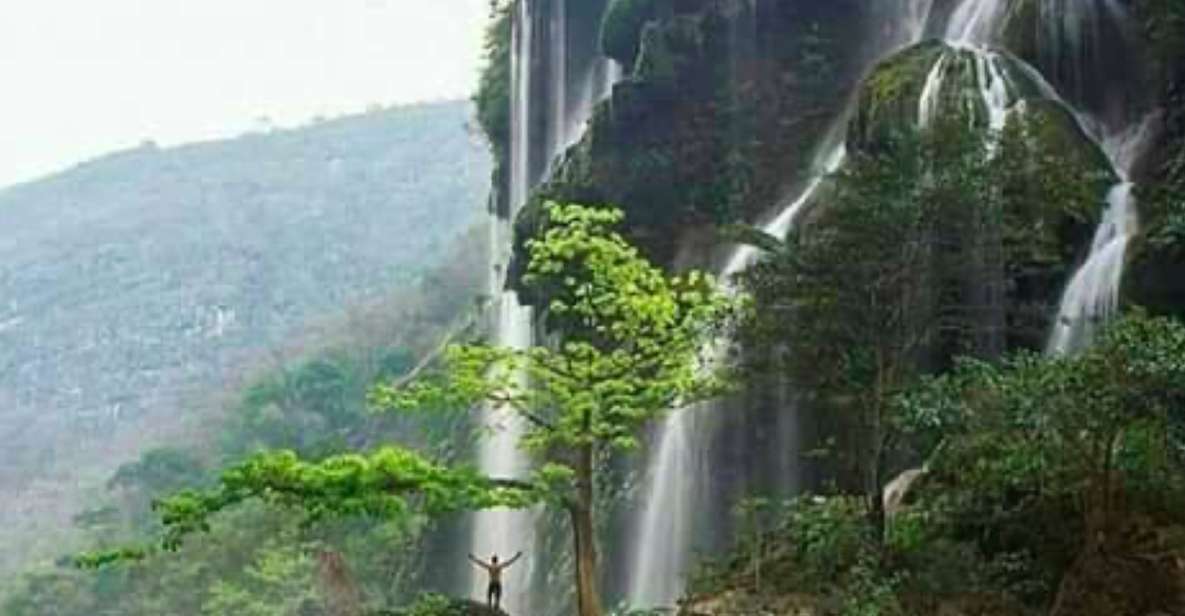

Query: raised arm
[
  {"left": 468, "top": 553, "right": 490, "bottom": 570},
  {"left": 504, "top": 551, "right": 524, "bottom": 568}
]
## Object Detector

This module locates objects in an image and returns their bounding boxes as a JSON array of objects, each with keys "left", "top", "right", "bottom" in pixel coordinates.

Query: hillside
[{"left": 0, "top": 101, "right": 491, "bottom": 576}]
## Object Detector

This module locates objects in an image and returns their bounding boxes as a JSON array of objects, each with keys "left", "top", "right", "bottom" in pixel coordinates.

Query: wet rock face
[
  {"left": 531, "top": 0, "right": 877, "bottom": 267},
  {"left": 1003, "top": 0, "right": 1156, "bottom": 128}
]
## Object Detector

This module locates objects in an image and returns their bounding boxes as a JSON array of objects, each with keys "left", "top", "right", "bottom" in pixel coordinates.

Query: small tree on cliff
[{"left": 96, "top": 203, "right": 736, "bottom": 616}]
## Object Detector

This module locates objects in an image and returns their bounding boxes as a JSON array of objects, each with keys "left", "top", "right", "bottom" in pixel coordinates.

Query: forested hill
[{"left": 0, "top": 100, "right": 490, "bottom": 577}]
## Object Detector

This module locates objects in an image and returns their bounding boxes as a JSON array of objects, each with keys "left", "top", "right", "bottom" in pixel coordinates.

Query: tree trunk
[{"left": 570, "top": 444, "right": 603, "bottom": 616}]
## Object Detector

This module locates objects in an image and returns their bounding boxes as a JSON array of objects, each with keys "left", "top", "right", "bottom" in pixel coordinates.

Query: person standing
[{"left": 468, "top": 551, "right": 523, "bottom": 612}]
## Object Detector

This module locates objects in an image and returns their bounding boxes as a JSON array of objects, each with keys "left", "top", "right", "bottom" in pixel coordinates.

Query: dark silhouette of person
[{"left": 468, "top": 551, "right": 523, "bottom": 611}]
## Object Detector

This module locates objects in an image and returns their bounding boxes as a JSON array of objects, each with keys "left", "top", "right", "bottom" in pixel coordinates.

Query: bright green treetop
[{"left": 373, "top": 203, "right": 736, "bottom": 458}]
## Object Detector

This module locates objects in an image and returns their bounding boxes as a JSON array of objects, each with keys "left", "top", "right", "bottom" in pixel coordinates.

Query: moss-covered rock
[
  {"left": 514, "top": 0, "right": 874, "bottom": 275},
  {"left": 848, "top": 40, "right": 1067, "bottom": 154},
  {"left": 848, "top": 40, "right": 948, "bottom": 151}
]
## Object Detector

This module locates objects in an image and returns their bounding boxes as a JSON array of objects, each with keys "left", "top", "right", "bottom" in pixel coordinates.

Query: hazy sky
[{"left": 0, "top": 0, "right": 490, "bottom": 189}]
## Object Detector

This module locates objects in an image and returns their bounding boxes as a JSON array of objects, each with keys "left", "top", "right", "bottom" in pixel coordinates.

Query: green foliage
[
  {"left": 6, "top": 226, "right": 491, "bottom": 613},
  {"left": 784, "top": 497, "right": 875, "bottom": 586},
  {"left": 696, "top": 315, "right": 1185, "bottom": 613},
  {"left": 895, "top": 312, "right": 1185, "bottom": 602},
  {"left": 738, "top": 129, "right": 944, "bottom": 499},
  {"left": 223, "top": 353, "right": 376, "bottom": 457},
  {"left": 473, "top": 1, "right": 513, "bottom": 160},
  {"left": 689, "top": 496, "right": 905, "bottom": 613},
  {"left": 376, "top": 203, "right": 737, "bottom": 457},
  {"left": 151, "top": 447, "right": 542, "bottom": 553},
  {"left": 108, "top": 448, "right": 209, "bottom": 494},
  {"left": 63, "top": 203, "right": 730, "bottom": 616},
  {"left": 393, "top": 593, "right": 468, "bottom": 616},
  {"left": 200, "top": 542, "right": 322, "bottom": 616},
  {"left": 899, "top": 312, "right": 1185, "bottom": 517}
]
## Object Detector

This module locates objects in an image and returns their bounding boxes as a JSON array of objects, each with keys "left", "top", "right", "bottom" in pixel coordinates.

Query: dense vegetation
[
  {"left": 1, "top": 222, "right": 489, "bottom": 615},
  {"left": 687, "top": 312, "right": 1185, "bottom": 615}
]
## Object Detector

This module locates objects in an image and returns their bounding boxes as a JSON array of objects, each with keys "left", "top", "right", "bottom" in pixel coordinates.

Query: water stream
[
  {"left": 473, "top": 1, "right": 621, "bottom": 611},
  {"left": 916, "top": 0, "right": 1150, "bottom": 355},
  {"left": 625, "top": 1, "right": 936, "bottom": 606}
]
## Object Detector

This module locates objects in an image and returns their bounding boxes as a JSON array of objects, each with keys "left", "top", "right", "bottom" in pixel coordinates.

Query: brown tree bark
[{"left": 569, "top": 443, "right": 603, "bottom": 616}]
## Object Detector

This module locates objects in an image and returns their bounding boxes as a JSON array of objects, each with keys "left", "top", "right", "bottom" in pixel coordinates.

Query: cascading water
[
  {"left": 627, "top": 0, "right": 1159, "bottom": 606},
  {"left": 626, "top": 2, "right": 935, "bottom": 606},
  {"left": 918, "top": 0, "right": 1019, "bottom": 134},
  {"left": 470, "top": 2, "right": 539, "bottom": 611},
  {"left": 918, "top": 54, "right": 950, "bottom": 130},
  {"left": 625, "top": 139, "right": 847, "bottom": 609},
  {"left": 1047, "top": 183, "right": 1138, "bottom": 353},
  {"left": 904, "top": 0, "right": 936, "bottom": 44},
  {"left": 722, "top": 141, "right": 849, "bottom": 279},
  {"left": 1047, "top": 114, "right": 1158, "bottom": 354},
  {"left": 1025, "top": 1, "right": 1158, "bottom": 354},
  {"left": 473, "top": 0, "right": 621, "bottom": 611},
  {"left": 916, "top": 0, "right": 1152, "bottom": 355},
  {"left": 946, "top": 0, "right": 1008, "bottom": 45}
]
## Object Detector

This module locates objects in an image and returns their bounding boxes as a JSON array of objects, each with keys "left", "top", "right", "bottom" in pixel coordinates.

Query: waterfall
[
  {"left": 722, "top": 142, "right": 849, "bottom": 279},
  {"left": 945, "top": 0, "right": 1008, "bottom": 45},
  {"left": 1047, "top": 114, "right": 1158, "bottom": 354},
  {"left": 1036, "top": 0, "right": 1136, "bottom": 121},
  {"left": 473, "top": 1, "right": 621, "bottom": 611},
  {"left": 1047, "top": 183, "right": 1137, "bottom": 353},
  {"left": 918, "top": 54, "right": 949, "bottom": 130},
  {"left": 508, "top": 0, "right": 534, "bottom": 215},
  {"left": 1033, "top": 0, "right": 1156, "bottom": 354},
  {"left": 625, "top": 138, "right": 847, "bottom": 609},
  {"left": 471, "top": 297, "right": 537, "bottom": 613},
  {"left": 625, "top": 4, "right": 935, "bottom": 607},
  {"left": 625, "top": 0, "right": 1158, "bottom": 606},
  {"left": 918, "top": 0, "right": 1020, "bottom": 135},
  {"left": 904, "top": 0, "right": 937, "bottom": 44},
  {"left": 470, "top": 2, "right": 540, "bottom": 611},
  {"left": 924, "top": 0, "right": 1151, "bottom": 354},
  {"left": 626, "top": 404, "right": 706, "bottom": 608}
]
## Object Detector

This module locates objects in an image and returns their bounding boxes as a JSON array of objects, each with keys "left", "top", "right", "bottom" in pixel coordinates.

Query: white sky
[{"left": 0, "top": 0, "right": 490, "bottom": 189}]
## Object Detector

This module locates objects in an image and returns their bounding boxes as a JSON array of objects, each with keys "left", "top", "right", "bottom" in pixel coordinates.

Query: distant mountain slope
[{"left": 0, "top": 101, "right": 490, "bottom": 573}]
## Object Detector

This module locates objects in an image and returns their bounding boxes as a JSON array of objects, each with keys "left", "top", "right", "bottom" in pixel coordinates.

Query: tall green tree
[
  {"left": 374, "top": 203, "right": 736, "bottom": 616},
  {"left": 102, "top": 203, "right": 735, "bottom": 616}
]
